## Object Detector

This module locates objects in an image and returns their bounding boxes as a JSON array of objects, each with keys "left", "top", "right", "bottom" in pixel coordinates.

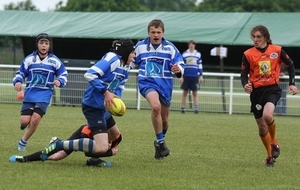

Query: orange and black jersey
[{"left": 241, "top": 44, "right": 295, "bottom": 88}]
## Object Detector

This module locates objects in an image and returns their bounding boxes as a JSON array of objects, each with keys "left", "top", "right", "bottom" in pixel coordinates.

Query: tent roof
[{"left": 0, "top": 10, "right": 299, "bottom": 46}]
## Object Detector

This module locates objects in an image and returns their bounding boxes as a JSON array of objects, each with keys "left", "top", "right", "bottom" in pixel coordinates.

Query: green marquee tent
[{"left": 0, "top": 10, "right": 300, "bottom": 47}]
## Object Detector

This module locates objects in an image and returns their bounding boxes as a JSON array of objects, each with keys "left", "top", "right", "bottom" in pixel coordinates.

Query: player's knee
[
  {"left": 93, "top": 140, "right": 109, "bottom": 154},
  {"left": 263, "top": 113, "right": 273, "bottom": 123},
  {"left": 94, "top": 146, "right": 109, "bottom": 154},
  {"left": 151, "top": 103, "right": 161, "bottom": 113},
  {"left": 30, "top": 117, "right": 42, "bottom": 126}
]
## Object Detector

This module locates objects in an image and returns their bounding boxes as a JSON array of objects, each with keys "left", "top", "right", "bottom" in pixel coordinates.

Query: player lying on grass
[{"left": 9, "top": 111, "right": 122, "bottom": 167}]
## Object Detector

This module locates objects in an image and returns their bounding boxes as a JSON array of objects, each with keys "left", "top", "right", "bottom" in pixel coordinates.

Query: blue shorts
[
  {"left": 21, "top": 102, "right": 49, "bottom": 114},
  {"left": 181, "top": 76, "right": 199, "bottom": 91},
  {"left": 82, "top": 103, "right": 107, "bottom": 131},
  {"left": 143, "top": 88, "right": 171, "bottom": 107}
]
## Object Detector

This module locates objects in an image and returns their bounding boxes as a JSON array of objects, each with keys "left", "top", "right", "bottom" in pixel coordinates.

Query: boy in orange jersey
[{"left": 240, "top": 25, "right": 298, "bottom": 167}]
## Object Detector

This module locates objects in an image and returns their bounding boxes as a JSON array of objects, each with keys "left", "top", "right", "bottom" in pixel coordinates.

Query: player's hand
[
  {"left": 244, "top": 82, "right": 253, "bottom": 94},
  {"left": 289, "top": 85, "right": 298, "bottom": 95},
  {"left": 111, "top": 147, "right": 118, "bottom": 155},
  {"left": 53, "top": 80, "right": 61, "bottom": 87},
  {"left": 14, "top": 82, "right": 22, "bottom": 92},
  {"left": 179, "top": 77, "right": 183, "bottom": 84},
  {"left": 170, "top": 64, "right": 181, "bottom": 74},
  {"left": 104, "top": 90, "right": 116, "bottom": 107},
  {"left": 199, "top": 75, "right": 204, "bottom": 83}
]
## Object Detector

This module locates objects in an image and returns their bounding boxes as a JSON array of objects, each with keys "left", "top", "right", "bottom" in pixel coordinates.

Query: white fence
[{"left": 1, "top": 64, "right": 299, "bottom": 116}]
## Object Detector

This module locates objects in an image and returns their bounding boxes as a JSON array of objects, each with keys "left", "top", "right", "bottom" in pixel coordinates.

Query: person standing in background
[
  {"left": 180, "top": 40, "right": 203, "bottom": 114},
  {"left": 13, "top": 33, "right": 68, "bottom": 151}
]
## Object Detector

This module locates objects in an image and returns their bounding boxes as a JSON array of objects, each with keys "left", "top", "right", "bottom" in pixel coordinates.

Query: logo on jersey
[
  {"left": 108, "top": 75, "right": 123, "bottom": 93},
  {"left": 186, "top": 58, "right": 195, "bottom": 64},
  {"left": 145, "top": 58, "right": 164, "bottom": 77},
  {"left": 48, "top": 59, "right": 56, "bottom": 64},
  {"left": 162, "top": 47, "right": 171, "bottom": 51},
  {"left": 259, "top": 61, "right": 271, "bottom": 74},
  {"left": 270, "top": 52, "right": 278, "bottom": 59},
  {"left": 30, "top": 70, "right": 49, "bottom": 87}
]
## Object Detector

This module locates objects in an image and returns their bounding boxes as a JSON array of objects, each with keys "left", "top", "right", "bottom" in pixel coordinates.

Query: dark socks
[{"left": 24, "top": 151, "right": 43, "bottom": 162}]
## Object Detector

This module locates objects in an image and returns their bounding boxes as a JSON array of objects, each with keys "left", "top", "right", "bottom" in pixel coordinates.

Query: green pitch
[{"left": 1, "top": 104, "right": 300, "bottom": 190}]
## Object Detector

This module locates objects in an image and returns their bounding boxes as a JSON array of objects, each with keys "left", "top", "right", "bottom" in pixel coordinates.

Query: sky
[{"left": 0, "top": 0, "right": 67, "bottom": 11}]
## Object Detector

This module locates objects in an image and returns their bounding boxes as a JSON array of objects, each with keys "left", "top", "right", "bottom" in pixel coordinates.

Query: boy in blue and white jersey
[
  {"left": 180, "top": 40, "right": 204, "bottom": 114},
  {"left": 40, "top": 39, "right": 135, "bottom": 161},
  {"left": 131, "top": 19, "right": 185, "bottom": 160},
  {"left": 13, "top": 33, "right": 68, "bottom": 151}
]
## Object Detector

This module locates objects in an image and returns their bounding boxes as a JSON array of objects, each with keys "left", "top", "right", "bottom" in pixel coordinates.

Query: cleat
[
  {"left": 41, "top": 141, "right": 60, "bottom": 161},
  {"left": 265, "top": 156, "right": 275, "bottom": 167},
  {"left": 17, "top": 145, "right": 26, "bottom": 151},
  {"left": 86, "top": 158, "right": 112, "bottom": 167},
  {"left": 271, "top": 143, "right": 280, "bottom": 159},
  {"left": 181, "top": 110, "right": 185, "bottom": 114},
  {"left": 154, "top": 140, "right": 170, "bottom": 160},
  {"left": 194, "top": 110, "right": 199, "bottom": 114},
  {"left": 154, "top": 141, "right": 163, "bottom": 160},
  {"left": 49, "top": 137, "right": 61, "bottom": 145},
  {"left": 9, "top": 155, "right": 25, "bottom": 163}
]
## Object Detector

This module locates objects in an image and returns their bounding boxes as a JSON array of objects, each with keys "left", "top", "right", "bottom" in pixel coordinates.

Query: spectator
[{"left": 180, "top": 40, "right": 203, "bottom": 114}]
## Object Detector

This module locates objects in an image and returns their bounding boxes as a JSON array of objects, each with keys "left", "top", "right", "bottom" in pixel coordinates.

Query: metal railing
[{"left": 1, "top": 64, "right": 299, "bottom": 115}]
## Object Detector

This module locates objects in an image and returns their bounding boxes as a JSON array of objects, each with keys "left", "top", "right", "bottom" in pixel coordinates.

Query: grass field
[{"left": 1, "top": 103, "right": 300, "bottom": 190}]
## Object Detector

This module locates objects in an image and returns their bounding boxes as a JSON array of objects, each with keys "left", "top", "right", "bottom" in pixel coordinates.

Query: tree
[
  {"left": 57, "top": 0, "right": 147, "bottom": 12},
  {"left": 139, "top": 0, "right": 197, "bottom": 11},
  {"left": 4, "top": 0, "right": 39, "bottom": 11},
  {"left": 56, "top": 0, "right": 198, "bottom": 12},
  {"left": 1, "top": 0, "right": 38, "bottom": 48},
  {"left": 195, "top": 0, "right": 300, "bottom": 12}
]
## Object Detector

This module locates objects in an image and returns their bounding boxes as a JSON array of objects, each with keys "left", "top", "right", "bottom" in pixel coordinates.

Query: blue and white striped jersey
[
  {"left": 12, "top": 51, "right": 68, "bottom": 104},
  {"left": 182, "top": 49, "right": 203, "bottom": 77},
  {"left": 83, "top": 52, "right": 130, "bottom": 109},
  {"left": 131, "top": 37, "right": 184, "bottom": 102}
]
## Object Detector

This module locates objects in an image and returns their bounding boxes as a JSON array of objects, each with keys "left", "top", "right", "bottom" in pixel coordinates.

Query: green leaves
[
  {"left": 4, "top": 0, "right": 38, "bottom": 11},
  {"left": 196, "top": 0, "right": 300, "bottom": 12}
]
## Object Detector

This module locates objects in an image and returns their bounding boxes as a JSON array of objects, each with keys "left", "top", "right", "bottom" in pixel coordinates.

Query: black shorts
[
  {"left": 82, "top": 104, "right": 107, "bottom": 135},
  {"left": 250, "top": 85, "right": 282, "bottom": 119},
  {"left": 181, "top": 76, "right": 199, "bottom": 91}
]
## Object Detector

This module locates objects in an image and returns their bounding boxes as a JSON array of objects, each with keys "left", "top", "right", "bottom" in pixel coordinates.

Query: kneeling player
[{"left": 9, "top": 111, "right": 122, "bottom": 167}]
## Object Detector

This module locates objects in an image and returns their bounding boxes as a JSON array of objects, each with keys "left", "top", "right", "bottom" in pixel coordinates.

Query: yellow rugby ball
[{"left": 106, "top": 97, "right": 126, "bottom": 116}]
